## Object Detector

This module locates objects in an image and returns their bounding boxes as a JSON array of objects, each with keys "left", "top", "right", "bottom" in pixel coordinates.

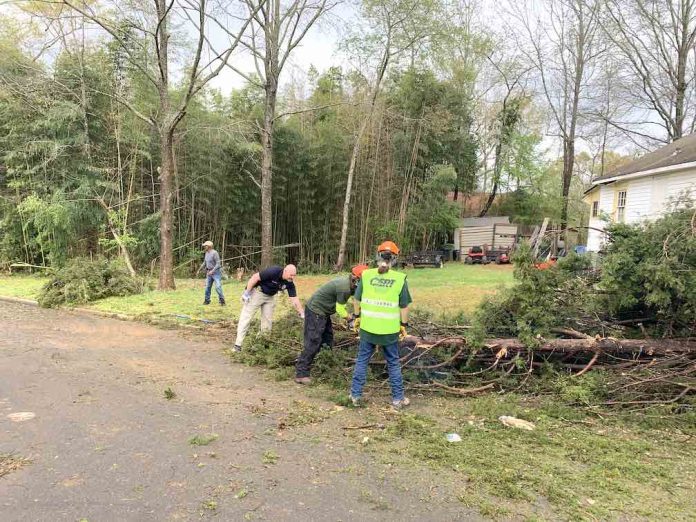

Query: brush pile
[{"left": 389, "top": 207, "right": 696, "bottom": 407}]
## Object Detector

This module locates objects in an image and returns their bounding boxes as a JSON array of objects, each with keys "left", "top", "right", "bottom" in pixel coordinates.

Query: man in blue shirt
[{"left": 198, "top": 241, "right": 225, "bottom": 306}]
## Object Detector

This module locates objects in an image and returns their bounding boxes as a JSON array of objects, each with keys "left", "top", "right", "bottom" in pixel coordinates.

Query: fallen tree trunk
[
  {"left": 403, "top": 335, "right": 696, "bottom": 356},
  {"left": 393, "top": 334, "right": 696, "bottom": 404}
]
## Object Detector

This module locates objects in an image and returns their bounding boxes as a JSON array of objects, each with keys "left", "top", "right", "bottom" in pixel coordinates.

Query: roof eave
[{"left": 592, "top": 160, "right": 696, "bottom": 186}]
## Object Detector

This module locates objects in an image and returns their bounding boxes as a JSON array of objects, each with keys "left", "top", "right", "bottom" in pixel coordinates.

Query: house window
[
  {"left": 591, "top": 201, "right": 599, "bottom": 218},
  {"left": 617, "top": 190, "right": 627, "bottom": 222}
]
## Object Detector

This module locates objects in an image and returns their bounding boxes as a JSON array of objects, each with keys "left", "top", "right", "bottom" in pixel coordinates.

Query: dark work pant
[{"left": 295, "top": 307, "right": 334, "bottom": 377}]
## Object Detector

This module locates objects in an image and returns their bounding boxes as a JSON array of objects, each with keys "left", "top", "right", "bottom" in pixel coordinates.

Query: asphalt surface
[{"left": 0, "top": 301, "right": 475, "bottom": 521}]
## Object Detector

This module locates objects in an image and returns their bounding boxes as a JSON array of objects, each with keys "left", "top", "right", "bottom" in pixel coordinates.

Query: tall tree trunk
[
  {"left": 560, "top": 137, "right": 575, "bottom": 229},
  {"left": 479, "top": 180, "right": 498, "bottom": 217},
  {"left": 479, "top": 140, "right": 503, "bottom": 217},
  {"left": 335, "top": 117, "right": 369, "bottom": 270},
  {"left": 155, "top": 0, "right": 176, "bottom": 290},
  {"left": 336, "top": 45, "right": 390, "bottom": 271},
  {"left": 158, "top": 130, "right": 176, "bottom": 289},
  {"left": 260, "top": 85, "right": 277, "bottom": 268},
  {"left": 675, "top": 7, "right": 689, "bottom": 140}
]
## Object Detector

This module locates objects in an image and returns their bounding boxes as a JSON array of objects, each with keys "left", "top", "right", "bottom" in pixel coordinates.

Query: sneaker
[
  {"left": 349, "top": 394, "right": 362, "bottom": 407},
  {"left": 294, "top": 377, "right": 312, "bottom": 385},
  {"left": 203, "top": 301, "right": 211, "bottom": 305},
  {"left": 391, "top": 397, "right": 411, "bottom": 410},
  {"left": 219, "top": 300, "right": 226, "bottom": 306},
  {"left": 232, "top": 345, "right": 242, "bottom": 353}
]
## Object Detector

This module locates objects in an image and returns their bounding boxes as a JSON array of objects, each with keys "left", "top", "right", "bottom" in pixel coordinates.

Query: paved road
[{"left": 0, "top": 302, "right": 474, "bottom": 521}]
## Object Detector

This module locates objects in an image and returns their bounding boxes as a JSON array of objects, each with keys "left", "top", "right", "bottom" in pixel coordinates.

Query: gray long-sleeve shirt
[{"left": 200, "top": 249, "right": 222, "bottom": 274}]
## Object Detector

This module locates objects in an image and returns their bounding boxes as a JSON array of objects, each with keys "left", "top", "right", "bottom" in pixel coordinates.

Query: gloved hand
[
  {"left": 353, "top": 317, "right": 361, "bottom": 333},
  {"left": 399, "top": 322, "right": 408, "bottom": 341},
  {"left": 345, "top": 314, "right": 355, "bottom": 330},
  {"left": 241, "top": 290, "right": 252, "bottom": 304}
]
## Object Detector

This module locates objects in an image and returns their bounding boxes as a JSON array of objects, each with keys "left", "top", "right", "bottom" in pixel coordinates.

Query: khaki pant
[{"left": 235, "top": 289, "right": 276, "bottom": 346}]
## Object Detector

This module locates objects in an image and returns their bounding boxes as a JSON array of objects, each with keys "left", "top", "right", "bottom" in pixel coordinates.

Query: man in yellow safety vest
[{"left": 350, "top": 241, "right": 411, "bottom": 409}]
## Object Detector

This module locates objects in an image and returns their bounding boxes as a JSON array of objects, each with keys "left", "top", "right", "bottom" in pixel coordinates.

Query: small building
[
  {"left": 584, "top": 134, "right": 696, "bottom": 252},
  {"left": 455, "top": 216, "right": 518, "bottom": 259}
]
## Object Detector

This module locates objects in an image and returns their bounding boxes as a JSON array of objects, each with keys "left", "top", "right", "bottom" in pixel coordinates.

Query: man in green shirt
[{"left": 294, "top": 264, "right": 369, "bottom": 384}]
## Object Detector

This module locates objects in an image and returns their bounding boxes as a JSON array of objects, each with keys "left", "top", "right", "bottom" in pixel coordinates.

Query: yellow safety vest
[{"left": 359, "top": 268, "right": 406, "bottom": 335}]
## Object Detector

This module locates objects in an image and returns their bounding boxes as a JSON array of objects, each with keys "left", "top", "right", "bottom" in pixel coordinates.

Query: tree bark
[
  {"left": 158, "top": 130, "right": 176, "bottom": 289},
  {"left": 478, "top": 180, "right": 498, "bottom": 217},
  {"left": 153, "top": 0, "right": 176, "bottom": 290},
  {"left": 559, "top": 137, "right": 575, "bottom": 229},
  {"left": 479, "top": 139, "right": 502, "bottom": 217},
  {"left": 260, "top": 83, "right": 277, "bottom": 268}
]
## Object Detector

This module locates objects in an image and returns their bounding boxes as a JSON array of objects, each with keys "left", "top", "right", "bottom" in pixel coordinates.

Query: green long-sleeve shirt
[{"left": 306, "top": 276, "right": 353, "bottom": 317}]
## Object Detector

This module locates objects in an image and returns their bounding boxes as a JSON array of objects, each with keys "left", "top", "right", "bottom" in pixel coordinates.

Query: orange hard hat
[
  {"left": 377, "top": 241, "right": 400, "bottom": 255},
  {"left": 351, "top": 264, "right": 369, "bottom": 278}
]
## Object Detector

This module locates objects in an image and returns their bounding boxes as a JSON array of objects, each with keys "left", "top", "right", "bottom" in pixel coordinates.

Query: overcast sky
[{"left": 206, "top": 2, "right": 359, "bottom": 93}]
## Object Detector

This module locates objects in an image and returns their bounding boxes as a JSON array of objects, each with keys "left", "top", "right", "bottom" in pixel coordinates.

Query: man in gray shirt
[{"left": 198, "top": 241, "right": 225, "bottom": 305}]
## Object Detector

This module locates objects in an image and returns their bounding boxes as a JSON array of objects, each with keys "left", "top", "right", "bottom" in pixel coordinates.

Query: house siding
[
  {"left": 585, "top": 168, "right": 696, "bottom": 252},
  {"left": 586, "top": 186, "right": 614, "bottom": 252},
  {"left": 625, "top": 177, "right": 652, "bottom": 223},
  {"left": 663, "top": 169, "right": 696, "bottom": 210},
  {"left": 598, "top": 185, "right": 613, "bottom": 215}
]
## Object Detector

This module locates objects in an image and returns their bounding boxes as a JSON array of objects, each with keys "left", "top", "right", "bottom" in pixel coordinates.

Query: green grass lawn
[
  {"left": 0, "top": 263, "right": 513, "bottom": 325},
  {"left": 356, "top": 394, "right": 696, "bottom": 521},
  {"left": 0, "top": 275, "right": 47, "bottom": 300}
]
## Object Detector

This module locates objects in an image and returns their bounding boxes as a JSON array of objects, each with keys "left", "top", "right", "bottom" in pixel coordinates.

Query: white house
[{"left": 584, "top": 134, "right": 696, "bottom": 252}]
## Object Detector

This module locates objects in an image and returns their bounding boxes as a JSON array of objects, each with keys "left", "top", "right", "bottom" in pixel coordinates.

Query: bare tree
[
  {"left": 40, "top": 0, "right": 256, "bottom": 289},
  {"left": 221, "top": 0, "right": 333, "bottom": 267},
  {"left": 511, "top": 0, "right": 601, "bottom": 230},
  {"left": 600, "top": 0, "right": 696, "bottom": 144},
  {"left": 335, "top": 0, "right": 442, "bottom": 270}
]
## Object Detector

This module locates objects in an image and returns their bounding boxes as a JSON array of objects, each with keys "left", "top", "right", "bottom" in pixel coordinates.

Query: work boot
[
  {"left": 391, "top": 397, "right": 411, "bottom": 410},
  {"left": 219, "top": 299, "right": 226, "bottom": 306},
  {"left": 203, "top": 301, "right": 211, "bottom": 305},
  {"left": 294, "top": 376, "right": 312, "bottom": 385}
]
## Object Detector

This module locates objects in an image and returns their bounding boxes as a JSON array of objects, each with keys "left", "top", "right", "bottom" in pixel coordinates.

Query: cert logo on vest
[{"left": 369, "top": 276, "right": 396, "bottom": 288}]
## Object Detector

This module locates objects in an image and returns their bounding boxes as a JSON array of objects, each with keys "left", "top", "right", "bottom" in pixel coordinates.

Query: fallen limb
[
  {"left": 572, "top": 350, "right": 602, "bottom": 377},
  {"left": 341, "top": 423, "right": 385, "bottom": 430},
  {"left": 412, "top": 382, "right": 496, "bottom": 396}
]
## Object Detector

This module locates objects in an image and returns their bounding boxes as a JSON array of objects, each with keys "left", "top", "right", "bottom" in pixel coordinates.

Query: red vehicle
[
  {"left": 464, "top": 246, "right": 512, "bottom": 265},
  {"left": 494, "top": 250, "right": 511, "bottom": 264},
  {"left": 464, "top": 246, "right": 489, "bottom": 264}
]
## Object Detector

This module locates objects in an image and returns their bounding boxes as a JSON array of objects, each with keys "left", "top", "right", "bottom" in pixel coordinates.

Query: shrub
[
  {"left": 472, "top": 243, "right": 593, "bottom": 345},
  {"left": 38, "top": 257, "right": 141, "bottom": 307},
  {"left": 473, "top": 207, "right": 695, "bottom": 341},
  {"left": 600, "top": 206, "right": 696, "bottom": 334}
]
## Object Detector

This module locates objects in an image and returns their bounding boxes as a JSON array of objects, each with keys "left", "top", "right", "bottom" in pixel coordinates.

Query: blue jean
[
  {"left": 204, "top": 272, "right": 225, "bottom": 303},
  {"left": 350, "top": 338, "right": 404, "bottom": 401}
]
